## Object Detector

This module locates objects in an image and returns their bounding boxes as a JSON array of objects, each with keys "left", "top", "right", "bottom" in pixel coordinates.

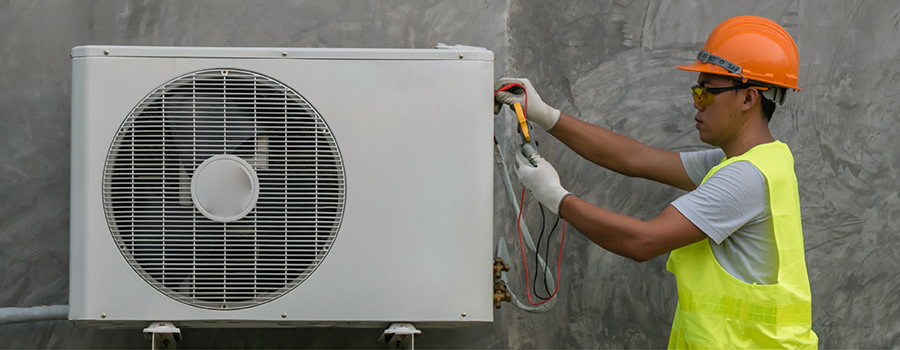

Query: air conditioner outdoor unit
[{"left": 69, "top": 45, "right": 494, "bottom": 328}]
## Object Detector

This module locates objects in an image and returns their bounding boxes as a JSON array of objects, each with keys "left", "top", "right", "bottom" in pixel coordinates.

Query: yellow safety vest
[{"left": 666, "top": 141, "right": 818, "bottom": 349}]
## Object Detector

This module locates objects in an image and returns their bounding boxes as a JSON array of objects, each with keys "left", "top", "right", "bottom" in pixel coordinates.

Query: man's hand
[
  {"left": 494, "top": 77, "right": 561, "bottom": 131},
  {"left": 514, "top": 147, "right": 571, "bottom": 215}
]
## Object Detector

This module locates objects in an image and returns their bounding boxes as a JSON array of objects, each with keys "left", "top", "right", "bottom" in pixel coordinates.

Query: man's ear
[{"left": 741, "top": 88, "right": 759, "bottom": 112}]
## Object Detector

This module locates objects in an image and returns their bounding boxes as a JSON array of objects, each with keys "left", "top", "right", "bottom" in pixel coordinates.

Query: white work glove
[
  {"left": 494, "top": 78, "right": 562, "bottom": 131},
  {"left": 515, "top": 146, "right": 571, "bottom": 215}
]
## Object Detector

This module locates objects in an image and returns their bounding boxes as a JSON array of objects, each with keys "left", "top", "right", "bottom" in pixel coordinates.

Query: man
[{"left": 494, "top": 16, "right": 818, "bottom": 348}]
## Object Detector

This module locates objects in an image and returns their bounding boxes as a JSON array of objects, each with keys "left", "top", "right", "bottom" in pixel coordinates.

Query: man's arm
[
  {"left": 493, "top": 78, "right": 694, "bottom": 190},
  {"left": 550, "top": 112, "right": 697, "bottom": 191},
  {"left": 558, "top": 196, "right": 706, "bottom": 262},
  {"left": 514, "top": 147, "right": 707, "bottom": 260}
]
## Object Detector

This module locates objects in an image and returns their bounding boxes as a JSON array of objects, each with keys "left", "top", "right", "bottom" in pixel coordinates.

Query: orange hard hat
[{"left": 678, "top": 16, "right": 800, "bottom": 91}]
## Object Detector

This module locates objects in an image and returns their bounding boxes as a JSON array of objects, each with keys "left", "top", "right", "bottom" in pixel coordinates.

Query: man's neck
[{"left": 720, "top": 117, "right": 775, "bottom": 158}]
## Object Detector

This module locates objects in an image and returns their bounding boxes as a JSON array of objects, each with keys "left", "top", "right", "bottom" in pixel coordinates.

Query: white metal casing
[{"left": 70, "top": 45, "right": 494, "bottom": 328}]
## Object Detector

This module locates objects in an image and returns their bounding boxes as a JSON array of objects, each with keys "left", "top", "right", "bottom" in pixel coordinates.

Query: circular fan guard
[{"left": 102, "top": 69, "right": 345, "bottom": 310}]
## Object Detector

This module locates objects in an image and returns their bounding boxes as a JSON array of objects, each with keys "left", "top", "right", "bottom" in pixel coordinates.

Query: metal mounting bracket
[
  {"left": 379, "top": 322, "right": 421, "bottom": 349},
  {"left": 143, "top": 321, "right": 182, "bottom": 349}
]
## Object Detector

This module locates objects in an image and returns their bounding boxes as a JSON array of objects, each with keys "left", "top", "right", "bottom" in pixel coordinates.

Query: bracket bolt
[
  {"left": 282, "top": 313, "right": 287, "bottom": 318},
  {"left": 461, "top": 312, "right": 467, "bottom": 317},
  {"left": 459, "top": 54, "right": 464, "bottom": 59},
  {"left": 282, "top": 52, "right": 287, "bottom": 57},
  {"left": 101, "top": 313, "right": 107, "bottom": 318},
  {"left": 103, "top": 50, "right": 109, "bottom": 56}
]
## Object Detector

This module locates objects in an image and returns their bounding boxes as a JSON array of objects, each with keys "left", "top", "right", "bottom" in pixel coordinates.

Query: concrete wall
[{"left": 0, "top": 0, "right": 897, "bottom": 347}]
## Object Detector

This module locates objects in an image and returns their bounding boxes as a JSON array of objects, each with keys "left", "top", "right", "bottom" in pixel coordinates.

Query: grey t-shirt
[{"left": 671, "top": 149, "right": 778, "bottom": 285}]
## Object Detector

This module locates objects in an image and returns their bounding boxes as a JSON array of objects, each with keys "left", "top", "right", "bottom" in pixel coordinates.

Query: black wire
[
  {"left": 532, "top": 203, "right": 551, "bottom": 300},
  {"left": 543, "top": 214, "right": 561, "bottom": 297}
]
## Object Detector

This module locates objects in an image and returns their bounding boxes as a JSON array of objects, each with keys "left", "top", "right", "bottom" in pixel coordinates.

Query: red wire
[
  {"left": 493, "top": 83, "right": 528, "bottom": 118},
  {"left": 517, "top": 188, "right": 566, "bottom": 305}
]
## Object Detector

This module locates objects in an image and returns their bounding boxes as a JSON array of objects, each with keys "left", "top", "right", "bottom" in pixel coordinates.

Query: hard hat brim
[{"left": 677, "top": 61, "right": 801, "bottom": 91}]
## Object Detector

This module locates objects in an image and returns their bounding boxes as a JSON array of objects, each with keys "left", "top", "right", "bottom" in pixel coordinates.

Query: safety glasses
[{"left": 691, "top": 84, "right": 769, "bottom": 108}]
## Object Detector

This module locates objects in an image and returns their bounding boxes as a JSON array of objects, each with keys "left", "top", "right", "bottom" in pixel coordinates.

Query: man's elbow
[
  {"left": 628, "top": 254, "right": 650, "bottom": 263},
  {"left": 616, "top": 245, "right": 648, "bottom": 263},
  {"left": 627, "top": 251, "right": 654, "bottom": 263},
  {"left": 622, "top": 238, "right": 663, "bottom": 263}
]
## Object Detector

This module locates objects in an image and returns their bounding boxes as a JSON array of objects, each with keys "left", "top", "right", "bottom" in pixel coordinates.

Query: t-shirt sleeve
[
  {"left": 671, "top": 161, "right": 768, "bottom": 244},
  {"left": 680, "top": 149, "right": 726, "bottom": 186}
]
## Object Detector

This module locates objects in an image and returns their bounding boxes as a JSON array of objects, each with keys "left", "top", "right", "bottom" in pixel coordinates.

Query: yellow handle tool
[{"left": 513, "top": 102, "right": 530, "bottom": 142}]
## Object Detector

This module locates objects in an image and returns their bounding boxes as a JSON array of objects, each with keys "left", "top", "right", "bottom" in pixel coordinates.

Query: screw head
[
  {"left": 282, "top": 313, "right": 287, "bottom": 318},
  {"left": 101, "top": 313, "right": 107, "bottom": 318},
  {"left": 461, "top": 312, "right": 467, "bottom": 317},
  {"left": 459, "top": 54, "right": 464, "bottom": 59},
  {"left": 282, "top": 52, "right": 287, "bottom": 57},
  {"left": 103, "top": 50, "right": 109, "bottom": 56}
]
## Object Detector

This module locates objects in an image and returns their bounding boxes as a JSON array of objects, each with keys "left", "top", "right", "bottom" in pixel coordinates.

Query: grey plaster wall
[{"left": 0, "top": 0, "right": 898, "bottom": 348}]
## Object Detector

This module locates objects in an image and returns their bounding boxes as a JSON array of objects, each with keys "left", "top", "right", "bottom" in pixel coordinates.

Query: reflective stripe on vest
[{"left": 665, "top": 141, "right": 818, "bottom": 349}]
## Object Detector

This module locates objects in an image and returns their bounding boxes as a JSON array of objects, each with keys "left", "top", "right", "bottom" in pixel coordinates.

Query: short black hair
[{"left": 760, "top": 95, "right": 776, "bottom": 122}]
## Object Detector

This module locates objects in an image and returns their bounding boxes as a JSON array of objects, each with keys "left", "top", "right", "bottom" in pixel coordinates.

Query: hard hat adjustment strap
[{"left": 697, "top": 51, "right": 746, "bottom": 82}]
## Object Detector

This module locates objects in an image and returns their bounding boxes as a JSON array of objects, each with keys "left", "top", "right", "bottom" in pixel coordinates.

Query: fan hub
[{"left": 191, "top": 155, "right": 259, "bottom": 222}]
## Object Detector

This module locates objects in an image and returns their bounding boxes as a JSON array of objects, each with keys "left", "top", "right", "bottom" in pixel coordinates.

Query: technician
[{"left": 494, "top": 16, "right": 818, "bottom": 348}]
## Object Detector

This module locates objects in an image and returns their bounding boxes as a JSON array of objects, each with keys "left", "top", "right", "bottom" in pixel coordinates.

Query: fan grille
[{"left": 102, "top": 69, "right": 345, "bottom": 310}]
